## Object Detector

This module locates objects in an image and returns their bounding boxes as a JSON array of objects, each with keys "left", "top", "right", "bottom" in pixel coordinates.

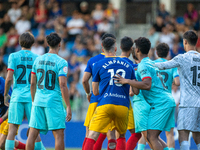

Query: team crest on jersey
[{"left": 63, "top": 67, "right": 68, "bottom": 73}]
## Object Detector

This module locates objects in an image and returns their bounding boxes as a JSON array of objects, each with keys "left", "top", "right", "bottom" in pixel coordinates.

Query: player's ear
[
  {"left": 115, "top": 47, "right": 117, "bottom": 52},
  {"left": 184, "top": 39, "right": 187, "bottom": 45},
  {"left": 58, "top": 42, "right": 61, "bottom": 47},
  {"left": 102, "top": 48, "right": 105, "bottom": 53}
]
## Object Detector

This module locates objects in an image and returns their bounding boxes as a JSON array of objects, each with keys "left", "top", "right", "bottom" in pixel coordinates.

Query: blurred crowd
[{"left": 0, "top": 0, "right": 118, "bottom": 119}]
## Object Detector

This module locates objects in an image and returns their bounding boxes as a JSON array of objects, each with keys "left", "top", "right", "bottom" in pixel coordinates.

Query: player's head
[
  {"left": 134, "top": 37, "right": 151, "bottom": 55},
  {"left": 156, "top": 43, "right": 169, "bottom": 58},
  {"left": 183, "top": 30, "right": 198, "bottom": 50},
  {"left": 46, "top": 32, "right": 61, "bottom": 49},
  {"left": 120, "top": 36, "right": 133, "bottom": 52},
  {"left": 101, "top": 33, "right": 116, "bottom": 41},
  {"left": 19, "top": 32, "right": 35, "bottom": 49},
  {"left": 102, "top": 37, "right": 116, "bottom": 53}
]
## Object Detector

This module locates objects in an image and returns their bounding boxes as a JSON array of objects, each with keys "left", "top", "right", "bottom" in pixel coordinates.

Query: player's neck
[
  {"left": 120, "top": 52, "right": 130, "bottom": 58},
  {"left": 158, "top": 57, "right": 166, "bottom": 60},
  {"left": 185, "top": 46, "right": 196, "bottom": 52},
  {"left": 105, "top": 52, "right": 116, "bottom": 57},
  {"left": 138, "top": 54, "right": 148, "bottom": 61},
  {"left": 21, "top": 47, "right": 31, "bottom": 51},
  {"left": 48, "top": 49, "right": 58, "bottom": 55}
]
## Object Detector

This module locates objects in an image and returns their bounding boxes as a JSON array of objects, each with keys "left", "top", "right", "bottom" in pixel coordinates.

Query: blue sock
[
  {"left": 169, "top": 148, "right": 175, "bottom": 150},
  {"left": 5, "top": 140, "right": 15, "bottom": 150},
  {"left": 34, "top": 142, "right": 42, "bottom": 150},
  {"left": 137, "top": 144, "right": 146, "bottom": 150},
  {"left": 164, "top": 147, "right": 169, "bottom": 150}
]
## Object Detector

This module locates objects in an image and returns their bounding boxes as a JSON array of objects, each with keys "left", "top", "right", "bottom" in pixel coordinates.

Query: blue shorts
[
  {"left": 29, "top": 105, "right": 66, "bottom": 134},
  {"left": 148, "top": 107, "right": 175, "bottom": 131},
  {"left": 8, "top": 102, "right": 32, "bottom": 125},
  {"left": 133, "top": 100, "right": 151, "bottom": 133}
]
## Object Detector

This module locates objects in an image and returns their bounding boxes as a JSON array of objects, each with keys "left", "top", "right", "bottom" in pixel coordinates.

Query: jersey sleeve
[
  {"left": 155, "top": 55, "right": 181, "bottom": 70},
  {"left": 173, "top": 67, "right": 179, "bottom": 79},
  {"left": 7, "top": 54, "right": 15, "bottom": 71},
  {"left": 58, "top": 60, "right": 68, "bottom": 77},
  {"left": 92, "top": 63, "right": 100, "bottom": 82},
  {"left": 138, "top": 64, "right": 152, "bottom": 81},
  {"left": 85, "top": 59, "right": 92, "bottom": 73}
]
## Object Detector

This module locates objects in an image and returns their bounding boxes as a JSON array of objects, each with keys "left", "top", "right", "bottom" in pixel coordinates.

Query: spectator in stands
[
  {"left": 15, "top": 15, "right": 31, "bottom": 35},
  {"left": 31, "top": 39, "right": 45, "bottom": 55},
  {"left": 67, "top": 10, "right": 85, "bottom": 42},
  {"left": 148, "top": 27, "right": 159, "bottom": 49},
  {"left": 170, "top": 43, "right": 184, "bottom": 59},
  {"left": 153, "top": 16, "right": 165, "bottom": 32},
  {"left": 79, "top": 1, "right": 90, "bottom": 21},
  {"left": 1, "top": 14, "right": 13, "bottom": 33},
  {"left": 69, "top": 81, "right": 80, "bottom": 107},
  {"left": 184, "top": 3, "right": 199, "bottom": 30},
  {"left": 6, "top": 27, "right": 19, "bottom": 54},
  {"left": 86, "top": 18, "right": 97, "bottom": 33},
  {"left": 104, "top": 2, "right": 118, "bottom": 23},
  {"left": 158, "top": 26, "right": 175, "bottom": 49},
  {"left": 73, "top": 42, "right": 88, "bottom": 62},
  {"left": 0, "top": 3, "right": 6, "bottom": 19},
  {"left": 34, "top": 1, "right": 48, "bottom": 28},
  {"left": 0, "top": 54, "right": 6, "bottom": 78},
  {"left": 157, "top": 3, "right": 170, "bottom": 22},
  {"left": 92, "top": 3, "right": 104, "bottom": 24},
  {"left": 50, "top": 1, "right": 62, "bottom": 18},
  {"left": 68, "top": 54, "right": 80, "bottom": 83},
  {"left": 7, "top": 2, "right": 21, "bottom": 24},
  {"left": 97, "top": 18, "right": 112, "bottom": 35},
  {"left": 58, "top": 42, "right": 70, "bottom": 60},
  {"left": 0, "top": 28, "right": 7, "bottom": 49},
  {"left": 86, "top": 38, "right": 98, "bottom": 56}
]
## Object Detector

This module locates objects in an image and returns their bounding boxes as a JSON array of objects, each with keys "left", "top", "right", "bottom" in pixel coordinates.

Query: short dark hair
[
  {"left": 183, "top": 30, "right": 198, "bottom": 46},
  {"left": 121, "top": 36, "right": 133, "bottom": 52},
  {"left": 19, "top": 32, "right": 35, "bottom": 49},
  {"left": 156, "top": 43, "right": 169, "bottom": 58},
  {"left": 134, "top": 37, "right": 151, "bottom": 54},
  {"left": 101, "top": 33, "right": 116, "bottom": 41},
  {"left": 46, "top": 33, "right": 61, "bottom": 48},
  {"left": 102, "top": 37, "right": 116, "bottom": 52}
]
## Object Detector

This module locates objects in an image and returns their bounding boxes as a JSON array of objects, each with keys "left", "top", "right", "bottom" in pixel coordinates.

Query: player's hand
[
  {"left": 66, "top": 107, "right": 72, "bottom": 122},
  {"left": 4, "top": 94, "right": 10, "bottom": 107},
  {"left": 113, "top": 74, "right": 129, "bottom": 85},
  {"left": 87, "top": 93, "right": 92, "bottom": 103}
]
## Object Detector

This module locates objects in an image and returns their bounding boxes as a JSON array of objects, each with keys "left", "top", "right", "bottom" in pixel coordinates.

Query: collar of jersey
[
  {"left": 141, "top": 57, "right": 149, "bottom": 62},
  {"left": 187, "top": 50, "right": 198, "bottom": 54},
  {"left": 101, "top": 53, "right": 105, "bottom": 55},
  {"left": 105, "top": 56, "right": 118, "bottom": 58}
]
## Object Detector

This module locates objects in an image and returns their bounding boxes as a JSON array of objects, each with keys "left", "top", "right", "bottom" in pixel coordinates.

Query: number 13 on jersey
[{"left": 108, "top": 69, "right": 126, "bottom": 87}]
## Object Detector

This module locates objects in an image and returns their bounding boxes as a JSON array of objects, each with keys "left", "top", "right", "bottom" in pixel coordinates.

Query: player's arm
[
  {"left": 174, "top": 77, "right": 180, "bottom": 86},
  {"left": 4, "top": 70, "right": 13, "bottom": 106},
  {"left": 82, "top": 72, "right": 92, "bottom": 102},
  {"left": 59, "top": 76, "right": 72, "bottom": 122},
  {"left": 92, "top": 82, "right": 99, "bottom": 96},
  {"left": 30, "top": 73, "right": 37, "bottom": 102},
  {"left": 155, "top": 56, "right": 180, "bottom": 70}
]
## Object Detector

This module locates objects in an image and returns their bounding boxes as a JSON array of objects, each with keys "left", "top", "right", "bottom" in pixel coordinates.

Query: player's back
[
  {"left": 138, "top": 57, "right": 175, "bottom": 108},
  {"left": 154, "top": 58, "right": 179, "bottom": 92},
  {"left": 32, "top": 53, "right": 68, "bottom": 107},
  {"left": 8, "top": 50, "right": 38, "bottom": 102},
  {"left": 93, "top": 57, "right": 135, "bottom": 108},
  {"left": 121, "top": 57, "right": 138, "bottom": 69}
]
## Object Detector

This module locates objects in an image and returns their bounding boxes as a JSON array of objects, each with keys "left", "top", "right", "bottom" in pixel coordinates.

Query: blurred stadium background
[{"left": 0, "top": 0, "right": 200, "bottom": 149}]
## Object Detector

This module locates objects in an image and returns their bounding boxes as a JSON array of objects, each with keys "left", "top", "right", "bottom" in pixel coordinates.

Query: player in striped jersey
[{"left": 155, "top": 31, "right": 200, "bottom": 150}]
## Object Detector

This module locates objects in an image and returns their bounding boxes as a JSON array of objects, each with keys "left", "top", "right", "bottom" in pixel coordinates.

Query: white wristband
[{"left": 86, "top": 92, "right": 91, "bottom": 96}]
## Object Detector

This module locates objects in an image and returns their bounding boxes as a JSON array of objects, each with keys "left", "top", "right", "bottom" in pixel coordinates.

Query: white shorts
[{"left": 177, "top": 107, "right": 200, "bottom": 132}]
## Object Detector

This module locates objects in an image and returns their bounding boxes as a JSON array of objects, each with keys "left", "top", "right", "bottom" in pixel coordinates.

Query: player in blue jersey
[
  {"left": 114, "top": 37, "right": 176, "bottom": 150},
  {"left": 119, "top": 36, "right": 142, "bottom": 150},
  {"left": 84, "top": 37, "right": 138, "bottom": 150},
  {"left": 4, "top": 32, "right": 45, "bottom": 150},
  {"left": 82, "top": 33, "right": 117, "bottom": 150},
  {"left": 26, "top": 33, "right": 72, "bottom": 150},
  {"left": 154, "top": 43, "right": 180, "bottom": 150}
]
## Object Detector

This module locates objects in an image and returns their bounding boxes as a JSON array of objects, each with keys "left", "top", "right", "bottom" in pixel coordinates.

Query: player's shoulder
[
  {"left": 89, "top": 53, "right": 105, "bottom": 62},
  {"left": 0, "top": 76, "right": 5, "bottom": 83}
]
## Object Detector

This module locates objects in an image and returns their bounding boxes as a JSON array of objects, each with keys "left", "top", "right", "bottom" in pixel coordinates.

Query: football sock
[
  {"left": 15, "top": 141, "right": 26, "bottom": 149},
  {"left": 5, "top": 140, "right": 15, "bottom": 150},
  {"left": 197, "top": 143, "right": 200, "bottom": 150},
  {"left": 82, "top": 137, "right": 88, "bottom": 150},
  {"left": 93, "top": 133, "right": 106, "bottom": 150},
  {"left": 34, "top": 142, "right": 42, "bottom": 150},
  {"left": 163, "top": 147, "right": 169, "bottom": 150},
  {"left": 84, "top": 138, "right": 96, "bottom": 150},
  {"left": 108, "top": 139, "right": 116, "bottom": 150},
  {"left": 180, "top": 141, "right": 189, "bottom": 150},
  {"left": 126, "top": 133, "right": 141, "bottom": 150},
  {"left": 41, "top": 142, "right": 46, "bottom": 150},
  {"left": 169, "top": 148, "right": 175, "bottom": 150},
  {"left": 137, "top": 144, "right": 146, "bottom": 150},
  {"left": 116, "top": 137, "right": 126, "bottom": 150}
]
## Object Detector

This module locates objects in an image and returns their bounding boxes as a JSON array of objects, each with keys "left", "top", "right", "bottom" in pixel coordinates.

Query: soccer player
[
  {"left": 119, "top": 36, "right": 142, "bottom": 150},
  {"left": 114, "top": 37, "right": 176, "bottom": 150},
  {"left": 4, "top": 32, "right": 45, "bottom": 150},
  {"left": 0, "top": 76, "right": 27, "bottom": 150},
  {"left": 154, "top": 43, "right": 180, "bottom": 150},
  {"left": 84, "top": 37, "right": 137, "bottom": 150},
  {"left": 82, "top": 33, "right": 117, "bottom": 150},
  {"left": 155, "top": 30, "right": 200, "bottom": 150},
  {"left": 26, "top": 33, "right": 72, "bottom": 150}
]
